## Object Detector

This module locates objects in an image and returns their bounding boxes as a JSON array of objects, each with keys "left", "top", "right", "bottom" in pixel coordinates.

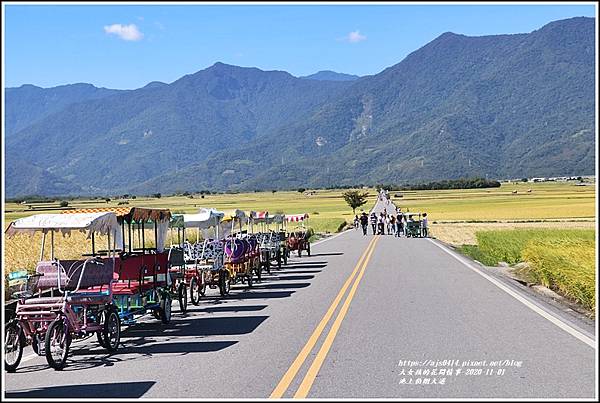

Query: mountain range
[
  {"left": 5, "top": 16, "right": 595, "bottom": 197},
  {"left": 301, "top": 70, "right": 361, "bottom": 81}
]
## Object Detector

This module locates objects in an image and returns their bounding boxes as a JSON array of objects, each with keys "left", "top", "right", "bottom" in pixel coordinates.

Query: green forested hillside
[
  {"left": 5, "top": 83, "right": 124, "bottom": 136},
  {"left": 5, "top": 17, "right": 595, "bottom": 196}
]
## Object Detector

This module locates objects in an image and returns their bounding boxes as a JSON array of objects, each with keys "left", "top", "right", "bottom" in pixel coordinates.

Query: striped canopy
[
  {"left": 63, "top": 207, "right": 171, "bottom": 223},
  {"left": 285, "top": 213, "right": 309, "bottom": 222}
]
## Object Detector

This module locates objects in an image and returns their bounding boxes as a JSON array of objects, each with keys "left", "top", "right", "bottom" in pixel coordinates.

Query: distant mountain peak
[
  {"left": 301, "top": 70, "right": 360, "bottom": 81},
  {"left": 143, "top": 81, "right": 167, "bottom": 89}
]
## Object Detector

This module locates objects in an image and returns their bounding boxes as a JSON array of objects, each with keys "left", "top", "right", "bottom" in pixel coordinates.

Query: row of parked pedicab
[{"left": 4, "top": 207, "right": 312, "bottom": 371}]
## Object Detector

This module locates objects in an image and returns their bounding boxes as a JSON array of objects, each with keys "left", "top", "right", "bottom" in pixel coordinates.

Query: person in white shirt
[{"left": 421, "top": 213, "right": 429, "bottom": 237}]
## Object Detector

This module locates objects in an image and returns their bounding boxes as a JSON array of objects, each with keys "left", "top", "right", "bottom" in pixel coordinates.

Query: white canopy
[
  {"left": 6, "top": 212, "right": 119, "bottom": 238},
  {"left": 172, "top": 208, "right": 224, "bottom": 229}
]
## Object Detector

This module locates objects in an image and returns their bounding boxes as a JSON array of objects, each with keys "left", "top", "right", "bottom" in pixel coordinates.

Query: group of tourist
[{"left": 353, "top": 208, "right": 428, "bottom": 237}]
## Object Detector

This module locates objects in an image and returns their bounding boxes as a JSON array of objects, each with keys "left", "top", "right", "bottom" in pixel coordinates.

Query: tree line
[{"left": 376, "top": 177, "right": 501, "bottom": 191}]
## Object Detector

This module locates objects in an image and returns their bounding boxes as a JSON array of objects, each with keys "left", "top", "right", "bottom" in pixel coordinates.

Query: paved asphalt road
[{"left": 4, "top": 199, "right": 596, "bottom": 399}]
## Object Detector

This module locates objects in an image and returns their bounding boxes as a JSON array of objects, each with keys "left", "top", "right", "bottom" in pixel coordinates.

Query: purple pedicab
[{"left": 4, "top": 212, "right": 121, "bottom": 371}]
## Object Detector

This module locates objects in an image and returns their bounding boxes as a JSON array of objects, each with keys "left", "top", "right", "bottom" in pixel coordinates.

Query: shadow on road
[
  {"left": 268, "top": 274, "right": 315, "bottom": 281},
  {"left": 252, "top": 282, "right": 310, "bottom": 290},
  {"left": 283, "top": 263, "right": 327, "bottom": 269},
  {"left": 124, "top": 315, "right": 268, "bottom": 337},
  {"left": 118, "top": 340, "right": 237, "bottom": 355},
  {"left": 276, "top": 270, "right": 322, "bottom": 274},
  {"left": 193, "top": 304, "right": 268, "bottom": 313},
  {"left": 225, "top": 290, "right": 296, "bottom": 300},
  {"left": 309, "top": 252, "right": 344, "bottom": 257},
  {"left": 5, "top": 381, "right": 156, "bottom": 398}
]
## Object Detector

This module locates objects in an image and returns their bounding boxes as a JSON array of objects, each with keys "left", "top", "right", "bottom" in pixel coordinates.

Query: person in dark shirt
[
  {"left": 396, "top": 209, "right": 403, "bottom": 237},
  {"left": 359, "top": 211, "right": 369, "bottom": 236}
]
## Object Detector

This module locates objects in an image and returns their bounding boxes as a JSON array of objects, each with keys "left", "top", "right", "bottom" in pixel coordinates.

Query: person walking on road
[
  {"left": 370, "top": 212, "right": 377, "bottom": 235},
  {"left": 396, "top": 210, "right": 403, "bottom": 237},
  {"left": 360, "top": 211, "right": 369, "bottom": 236},
  {"left": 389, "top": 214, "right": 396, "bottom": 235},
  {"left": 421, "top": 213, "right": 429, "bottom": 237},
  {"left": 378, "top": 213, "right": 385, "bottom": 235},
  {"left": 353, "top": 215, "right": 359, "bottom": 230},
  {"left": 385, "top": 214, "right": 390, "bottom": 235}
]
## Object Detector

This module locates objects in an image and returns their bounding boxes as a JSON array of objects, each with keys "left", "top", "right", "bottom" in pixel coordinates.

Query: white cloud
[
  {"left": 104, "top": 23, "right": 144, "bottom": 41},
  {"left": 346, "top": 30, "right": 367, "bottom": 43}
]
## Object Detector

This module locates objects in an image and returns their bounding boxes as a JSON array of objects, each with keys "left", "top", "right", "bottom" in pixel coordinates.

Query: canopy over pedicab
[
  {"left": 5, "top": 212, "right": 121, "bottom": 371},
  {"left": 218, "top": 209, "right": 261, "bottom": 287},
  {"left": 219, "top": 209, "right": 247, "bottom": 237},
  {"left": 168, "top": 208, "right": 229, "bottom": 301},
  {"left": 285, "top": 213, "right": 311, "bottom": 257},
  {"left": 251, "top": 212, "right": 287, "bottom": 271},
  {"left": 61, "top": 207, "right": 176, "bottom": 324}
]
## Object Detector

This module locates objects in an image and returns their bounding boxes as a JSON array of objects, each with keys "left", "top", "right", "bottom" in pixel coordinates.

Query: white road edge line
[{"left": 427, "top": 238, "right": 596, "bottom": 349}]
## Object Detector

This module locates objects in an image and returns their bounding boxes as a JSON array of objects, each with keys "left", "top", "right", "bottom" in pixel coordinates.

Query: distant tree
[
  {"left": 272, "top": 190, "right": 277, "bottom": 194},
  {"left": 104, "top": 198, "right": 111, "bottom": 203},
  {"left": 297, "top": 188, "right": 306, "bottom": 193},
  {"left": 153, "top": 193, "right": 162, "bottom": 199},
  {"left": 59, "top": 200, "right": 69, "bottom": 208},
  {"left": 131, "top": 195, "right": 137, "bottom": 199},
  {"left": 342, "top": 190, "right": 369, "bottom": 215},
  {"left": 521, "top": 178, "right": 529, "bottom": 182}
]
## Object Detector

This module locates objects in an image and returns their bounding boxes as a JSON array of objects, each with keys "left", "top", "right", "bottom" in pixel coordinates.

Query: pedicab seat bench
[
  {"left": 22, "top": 296, "right": 64, "bottom": 305},
  {"left": 34, "top": 259, "right": 114, "bottom": 292},
  {"left": 87, "top": 252, "right": 169, "bottom": 295}
]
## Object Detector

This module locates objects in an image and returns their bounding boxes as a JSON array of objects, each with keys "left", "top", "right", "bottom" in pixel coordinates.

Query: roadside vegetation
[
  {"left": 4, "top": 182, "right": 595, "bottom": 305},
  {"left": 459, "top": 229, "right": 595, "bottom": 312}
]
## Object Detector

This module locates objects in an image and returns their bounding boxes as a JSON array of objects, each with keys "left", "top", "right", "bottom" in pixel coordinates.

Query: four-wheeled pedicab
[
  {"left": 286, "top": 214, "right": 311, "bottom": 257},
  {"left": 403, "top": 212, "right": 423, "bottom": 238},
  {"left": 3, "top": 204, "right": 324, "bottom": 374},
  {"left": 4, "top": 212, "right": 121, "bottom": 371},
  {"left": 62, "top": 207, "right": 176, "bottom": 325},
  {"left": 168, "top": 208, "right": 228, "bottom": 303},
  {"left": 220, "top": 210, "right": 261, "bottom": 288},
  {"left": 252, "top": 212, "right": 286, "bottom": 273}
]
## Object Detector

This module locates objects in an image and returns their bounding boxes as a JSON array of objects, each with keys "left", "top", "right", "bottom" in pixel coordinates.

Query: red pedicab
[
  {"left": 286, "top": 214, "right": 311, "bottom": 257},
  {"left": 62, "top": 207, "right": 176, "bottom": 325}
]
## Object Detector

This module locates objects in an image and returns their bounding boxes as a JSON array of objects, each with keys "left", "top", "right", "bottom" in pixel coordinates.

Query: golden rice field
[
  {"left": 3, "top": 181, "right": 596, "bottom": 278},
  {"left": 459, "top": 229, "right": 596, "bottom": 312}
]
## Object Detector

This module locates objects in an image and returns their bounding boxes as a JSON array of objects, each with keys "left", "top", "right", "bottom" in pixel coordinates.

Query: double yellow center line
[{"left": 270, "top": 235, "right": 380, "bottom": 399}]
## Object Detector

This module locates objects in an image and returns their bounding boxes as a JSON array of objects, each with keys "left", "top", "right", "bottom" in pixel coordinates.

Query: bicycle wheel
[
  {"left": 45, "top": 318, "right": 71, "bottom": 370},
  {"left": 102, "top": 307, "right": 121, "bottom": 352},
  {"left": 5, "top": 321, "right": 24, "bottom": 372}
]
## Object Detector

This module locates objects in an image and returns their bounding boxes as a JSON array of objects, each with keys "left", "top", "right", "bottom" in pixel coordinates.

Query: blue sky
[{"left": 4, "top": 2, "right": 596, "bottom": 89}]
